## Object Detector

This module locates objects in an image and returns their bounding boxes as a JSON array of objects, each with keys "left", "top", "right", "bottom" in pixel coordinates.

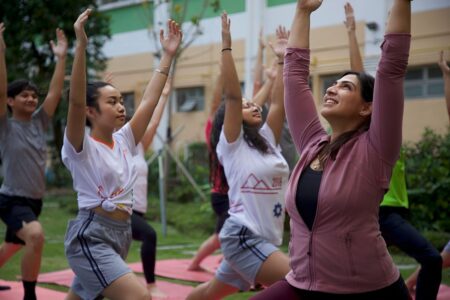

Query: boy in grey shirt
[{"left": 0, "top": 23, "right": 67, "bottom": 300}]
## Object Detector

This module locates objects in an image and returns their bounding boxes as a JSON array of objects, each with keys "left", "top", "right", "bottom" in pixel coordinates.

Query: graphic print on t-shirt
[
  {"left": 241, "top": 173, "right": 283, "bottom": 195},
  {"left": 273, "top": 202, "right": 283, "bottom": 218}
]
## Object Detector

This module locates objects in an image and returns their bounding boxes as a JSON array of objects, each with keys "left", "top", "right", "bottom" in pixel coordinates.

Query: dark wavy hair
[
  {"left": 320, "top": 71, "right": 375, "bottom": 163},
  {"left": 209, "top": 102, "right": 270, "bottom": 191},
  {"left": 7, "top": 79, "right": 39, "bottom": 113}
]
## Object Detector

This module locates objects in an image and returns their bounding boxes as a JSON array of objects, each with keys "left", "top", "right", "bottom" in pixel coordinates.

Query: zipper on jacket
[
  {"left": 345, "top": 233, "right": 356, "bottom": 276},
  {"left": 307, "top": 232, "right": 314, "bottom": 290}
]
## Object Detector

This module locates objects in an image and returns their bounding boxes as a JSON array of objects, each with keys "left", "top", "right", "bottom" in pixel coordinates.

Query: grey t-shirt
[{"left": 0, "top": 107, "right": 49, "bottom": 199}]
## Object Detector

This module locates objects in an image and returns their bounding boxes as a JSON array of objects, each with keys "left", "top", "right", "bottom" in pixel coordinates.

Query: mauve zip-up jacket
[{"left": 284, "top": 34, "right": 411, "bottom": 294}]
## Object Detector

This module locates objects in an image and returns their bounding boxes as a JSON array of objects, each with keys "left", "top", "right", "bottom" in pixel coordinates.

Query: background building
[{"left": 99, "top": 0, "right": 450, "bottom": 151}]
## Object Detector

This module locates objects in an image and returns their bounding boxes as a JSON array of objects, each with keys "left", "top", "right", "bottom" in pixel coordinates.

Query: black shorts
[
  {"left": 0, "top": 193, "right": 43, "bottom": 244},
  {"left": 211, "top": 192, "right": 229, "bottom": 233}
]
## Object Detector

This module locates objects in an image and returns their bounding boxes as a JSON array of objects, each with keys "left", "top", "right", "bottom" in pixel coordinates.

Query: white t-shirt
[
  {"left": 216, "top": 123, "right": 289, "bottom": 246},
  {"left": 62, "top": 123, "right": 137, "bottom": 214},
  {"left": 133, "top": 143, "right": 149, "bottom": 214}
]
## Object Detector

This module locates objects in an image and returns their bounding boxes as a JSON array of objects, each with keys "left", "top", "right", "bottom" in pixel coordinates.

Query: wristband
[{"left": 155, "top": 68, "right": 169, "bottom": 76}]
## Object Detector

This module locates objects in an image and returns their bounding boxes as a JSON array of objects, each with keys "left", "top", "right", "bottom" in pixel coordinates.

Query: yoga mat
[
  {"left": 37, "top": 269, "right": 193, "bottom": 299},
  {"left": 0, "top": 279, "right": 66, "bottom": 300},
  {"left": 129, "top": 254, "right": 222, "bottom": 283}
]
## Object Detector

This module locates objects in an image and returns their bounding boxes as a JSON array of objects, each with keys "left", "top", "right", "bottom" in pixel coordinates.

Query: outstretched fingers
[
  {"left": 50, "top": 28, "right": 68, "bottom": 58},
  {"left": 159, "top": 19, "right": 182, "bottom": 56},
  {"left": 344, "top": 2, "right": 354, "bottom": 16},
  {"left": 221, "top": 12, "right": 230, "bottom": 32},
  {"left": 74, "top": 8, "right": 91, "bottom": 45},
  {"left": 221, "top": 11, "right": 231, "bottom": 48},
  {"left": 276, "top": 25, "right": 289, "bottom": 39}
]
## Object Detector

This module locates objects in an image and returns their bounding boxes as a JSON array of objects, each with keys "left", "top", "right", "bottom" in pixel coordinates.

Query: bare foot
[{"left": 148, "top": 283, "right": 167, "bottom": 299}]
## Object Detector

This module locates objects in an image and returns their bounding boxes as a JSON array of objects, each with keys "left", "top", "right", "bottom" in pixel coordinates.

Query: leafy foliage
[
  {"left": 0, "top": 0, "right": 110, "bottom": 85},
  {"left": 404, "top": 127, "right": 450, "bottom": 232},
  {"left": 147, "top": 142, "right": 210, "bottom": 203}
]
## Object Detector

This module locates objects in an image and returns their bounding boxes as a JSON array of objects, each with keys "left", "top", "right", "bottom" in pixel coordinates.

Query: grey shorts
[
  {"left": 216, "top": 218, "right": 278, "bottom": 291},
  {"left": 64, "top": 210, "right": 132, "bottom": 300}
]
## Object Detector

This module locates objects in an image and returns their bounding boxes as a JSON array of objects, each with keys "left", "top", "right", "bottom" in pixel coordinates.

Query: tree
[
  {"left": 0, "top": 0, "right": 110, "bottom": 186},
  {"left": 147, "top": 0, "right": 221, "bottom": 143}
]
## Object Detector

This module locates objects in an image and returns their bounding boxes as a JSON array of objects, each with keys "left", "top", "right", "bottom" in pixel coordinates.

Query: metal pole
[{"left": 158, "top": 151, "right": 167, "bottom": 237}]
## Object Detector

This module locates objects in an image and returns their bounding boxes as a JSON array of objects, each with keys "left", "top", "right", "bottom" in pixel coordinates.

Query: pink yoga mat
[
  {"left": 0, "top": 279, "right": 66, "bottom": 300},
  {"left": 37, "top": 269, "right": 193, "bottom": 299},
  {"left": 129, "top": 255, "right": 222, "bottom": 283}
]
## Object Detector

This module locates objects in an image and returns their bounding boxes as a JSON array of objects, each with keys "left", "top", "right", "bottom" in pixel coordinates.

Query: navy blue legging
[
  {"left": 379, "top": 206, "right": 442, "bottom": 300},
  {"left": 131, "top": 211, "right": 157, "bottom": 284}
]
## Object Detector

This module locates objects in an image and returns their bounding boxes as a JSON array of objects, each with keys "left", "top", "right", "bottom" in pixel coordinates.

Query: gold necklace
[{"left": 310, "top": 157, "right": 323, "bottom": 171}]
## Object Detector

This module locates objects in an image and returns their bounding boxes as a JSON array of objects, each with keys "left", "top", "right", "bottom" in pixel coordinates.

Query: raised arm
[
  {"left": 42, "top": 28, "right": 68, "bottom": 117},
  {"left": 209, "top": 70, "right": 223, "bottom": 120},
  {"left": 252, "top": 28, "right": 266, "bottom": 96},
  {"left": 344, "top": 2, "right": 364, "bottom": 72},
  {"left": 66, "top": 9, "right": 91, "bottom": 152},
  {"left": 129, "top": 20, "right": 181, "bottom": 145},
  {"left": 266, "top": 25, "right": 289, "bottom": 144},
  {"left": 386, "top": 0, "right": 411, "bottom": 34},
  {"left": 221, "top": 12, "right": 243, "bottom": 143},
  {"left": 284, "top": 0, "right": 325, "bottom": 152},
  {"left": 252, "top": 60, "right": 276, "bottom": 108},
  {"left": 370, "top": 0, "right": 411, "bottom": 164},
  {"left": 0, "top": 23, "right": 6, "bottom": 118},
  {"left": 140, "top": 78, "right": 172, "bottom": 151},
  {"left": 288, "top": 0, "right": 322, "bottom": 49},
  {"left": 438, "top": 51, "right": 450, "bottom": 120}
]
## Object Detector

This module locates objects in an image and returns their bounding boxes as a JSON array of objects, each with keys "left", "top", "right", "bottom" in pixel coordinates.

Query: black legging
[
  {"left": 379, "top": 206, "right": 442, "bottom": 300},
  {"left": 131, "top": 211, "right": 157, "bottom": 284}
]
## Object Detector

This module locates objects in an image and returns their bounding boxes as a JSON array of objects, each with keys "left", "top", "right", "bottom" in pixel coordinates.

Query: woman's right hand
[
  {"left": 221, "top": 12, "right": 231, "bottom": 49},
  {"left": 74, "top": 9, "right": 91, "bottom": 47},
  {"left": 299, "top": 0, "right": 323, "bottom": 13}
]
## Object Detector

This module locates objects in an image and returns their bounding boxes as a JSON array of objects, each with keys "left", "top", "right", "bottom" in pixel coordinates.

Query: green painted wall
[
  {"left": 106, "top": 3, "right": 154, "bottom": 34},
  {"left": 172, "top": 0, "right": 245, "bottom": 20},
  {"left": 106, "top": 0, "right": 245, "bottom": 35},
  {"left": 267, "top": 0, "right": 296, "bottom": 7}
]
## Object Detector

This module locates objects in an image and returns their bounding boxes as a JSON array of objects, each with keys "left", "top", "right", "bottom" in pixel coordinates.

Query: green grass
[{"left": 0, "top": 191, "right": 448, "bottom": 299}]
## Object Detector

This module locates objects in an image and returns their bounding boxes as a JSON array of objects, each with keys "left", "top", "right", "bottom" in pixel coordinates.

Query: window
[
  {"left": 404, "top": 65, "right": 444, "bottom": 99},
  {"left": 176, "top": 87, "right": 204, "bottom": 112},
  {"left": 122, "top": 92, "right": 135, "bottom": 117}
]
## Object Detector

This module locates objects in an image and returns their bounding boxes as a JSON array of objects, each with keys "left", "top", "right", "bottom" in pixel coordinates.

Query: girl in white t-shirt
[
  {"left": 61, "top": 9, "right": 181, "bottom": 300},
  {"left": 187, "top": 13, "right": 290, "bottom": 300}
]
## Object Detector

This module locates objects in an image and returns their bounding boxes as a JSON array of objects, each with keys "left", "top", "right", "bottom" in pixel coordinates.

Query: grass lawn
[{"left": 0, "top": 191, "right": 448, "bottom": 299}]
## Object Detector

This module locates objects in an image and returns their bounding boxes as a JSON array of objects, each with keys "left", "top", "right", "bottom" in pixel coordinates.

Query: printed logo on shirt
[
  {"left": 241, "top": 173, "right": 283, "bottom": 195},
  {"left": 273, "top": 202, "right": 283, "bottom": 218}
]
